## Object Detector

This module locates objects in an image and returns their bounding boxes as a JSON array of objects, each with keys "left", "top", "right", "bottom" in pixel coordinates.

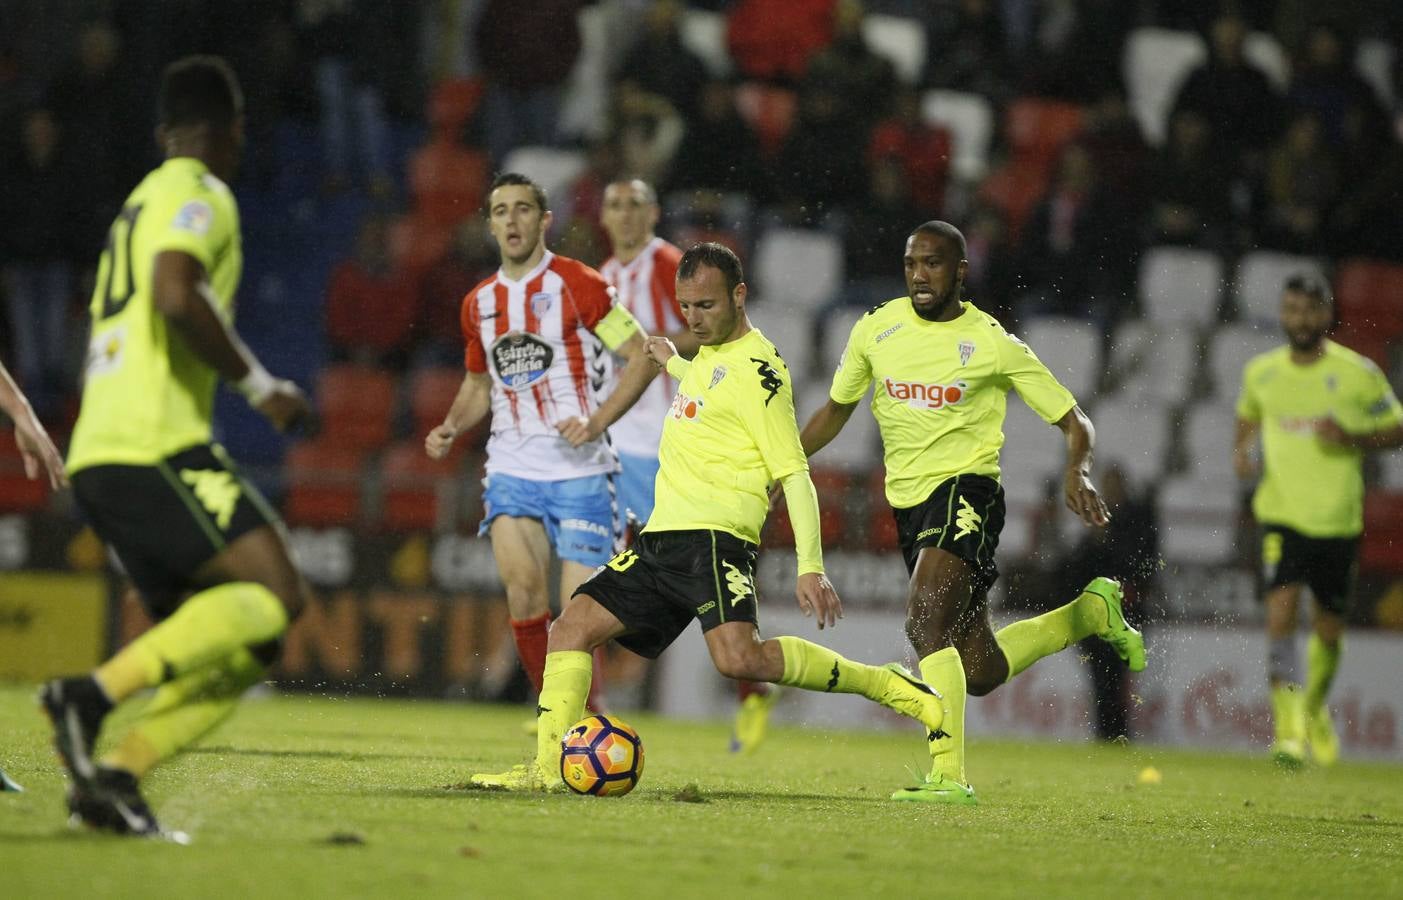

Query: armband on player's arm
[
  {"left": 779, "top": 470, "right": 824, "bottom": 576},
  {"left": 594, "top": 304, "right": 643, "bottom": 352}
]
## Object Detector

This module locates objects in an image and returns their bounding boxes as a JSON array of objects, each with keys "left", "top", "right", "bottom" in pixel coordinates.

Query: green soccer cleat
[
  {"left": 1308, "top": 707, "right": 1340, "bottom": 767},
  {"left": 1086, "top": 577, "right": 1146, "bottom": 672},
  {"left": 1271, "top": 738, "right": 1306, "bottom": 769},
  {"left": 877, "top": 664, "right": 945, "bottom": 740},
  {"left": 730, "top": 687, "right": 782, "bottom": 754},
  {"left": 890, "top": 773, "right": 978, "bottom": 805},
  {"left": 467, "top": 764, "right": 561, "bottom": 793}
]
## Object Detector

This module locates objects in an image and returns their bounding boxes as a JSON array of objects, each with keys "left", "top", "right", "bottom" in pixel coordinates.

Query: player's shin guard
[
  {"left": 533, "top": 651, "right": 592, "bottom": 779},
  {"left": 94, "top": 583, "right": 288, "bottom": 703},
  {"left": 1304, "top": 634, "right": 1341, "bottom": 714},
  {"left": 774, "top": 636, "right": 879, "bottom": 696},
  {"left": 920, "top": 647, "right": 967, "bottom": 784},
  {"left": 510, "top": 612, "right": 552, "bottom": 695},
  {"left": 101, "top": 647, "right": 265, "bottom": 778},
  {"left": 994, "top": 591, "right": 1102, "bottom": 681}
]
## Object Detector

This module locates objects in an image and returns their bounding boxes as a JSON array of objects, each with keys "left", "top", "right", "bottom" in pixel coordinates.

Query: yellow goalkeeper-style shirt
[
  {"left": 68, "top": 157, "right": 243, "bottom": 474},
  {"left": 1237, "top": 339, "right": 1403, "bottom": 537},
  {"left": 646, "top": 327, "right": 810, "bottom": 547},
  {"left": 830, "top": 298, "right": 1076, "bottom": 509}
]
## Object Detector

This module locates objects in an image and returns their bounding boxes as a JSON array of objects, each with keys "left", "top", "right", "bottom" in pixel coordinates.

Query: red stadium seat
[
  {"left": 283, "top": 441, "right": 368, "bottom": 528},
  {"left": 379, "top": 440, "right": 463, "bottom": 532},
  {"left": 978, "top": 163, "right": 1048, "bottom": 243},
  {"left": 764, "top": 468, "right": 853, "bottom": 550},
  {"left": 1330, "top": 326, "right": 1391, "bottom": 371},
  {"left": 388, "top": 214, "right": 453, "bottom": 276},
  {"left": 1334, "top": 259, "right": 1403, "bottom": 342},
  {"left": 1362, "top": 492, "right": 1403, "bottom": 576},
  {"left": 408, "top": 367, "right": 485, "bottom": 453},
  {"left": 1006, "top": 97, "right": 1085, "bottom": 179},
  {"left": 317, "top": 365, "right": 398, "bottom": 452},
  {"left": 0, "top": 430, "right": 50, "bottom": 513},
  {"left": 409, "top": 137, "right": 490, "bottom": 227},
  {"left": 734, "top": 83, "right": 798, "bottom": 158},
  {"left": 427, "top": 77, "right": 484, "bottom": 136},
  {"left": 865, "top": 468, "right": 899, "bottom": 553}
]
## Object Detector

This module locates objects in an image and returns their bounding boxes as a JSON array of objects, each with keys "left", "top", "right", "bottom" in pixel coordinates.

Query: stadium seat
[
  {"left": 1090, "top": 397, "right": 1171, "bottom": 485},
  {"left": 862, "top": 14, "right": 926, "bottom": 84},
  {"left": 865, "top": 468, "right": 899, "bottom": 552},
  {"left": 1334, "top": 259, "right": 1403, "bottom": 342},
  {"left": 1139, "top": 246, "right": 1225, "bottom": 325},
  {"left": 1356, "top": 38, "right": 1397, "bottom": 108},
  {"left": 753, "top": 228, "right": 844, "bottom": 310},
  {"left": 1329, "top": 326, "right": 1391, "bottom": 371},
  {"left": 1020, "top": 317, "right": 1101, "bottom": 400},
  {"left": 1005, "top": 98, "right": 1084, "bottom": 180},
  {"left": 750, "top": 304, "right": 816, "bottom": 381},
  {"left": 1123, "top": 28, "right": 1205, "bottom": 145},
  {"left": 283, "top": 441, "right": 368, "bottom": 528},
  {"left": 765, "top": 467, "right": 852, "bottom": 550},
  {"left": 557, "top": 4, "right": 612, "bottom": 143},
  {"left": 679, "top": 9, "right": 732, "bottom": 76},
  {"left": 1233, "top": 251, "right": 1328, "bottom": 324},
  {"left": 408, "top": 137, "right": 490, "bottom": 226},
  {"left": 1157, "top": 475, "right": 1241, "bottom": 565},
  {"left": 427, "top": 78, "right": 484, "bottom": 136},
  {"left": 1109, "top": 320, "right": 1200, "bottom": 406},
  {"left": 797, "top": 381, "right": 877, "bottom": 472},
  {"left": 1181, "top": 404, "right": 1239, "bottom": 484},
  {"left": 921, "top": 90, "right": 994, "bottom": 181},
  {"left": 1379, "top": 453, "right": 1403, "bottom": 491},
  {"left": 819, "top": 306, "right": 867, "bottom": 375},
  {"left": 999, "top": 396, "right": 1065, "bottom": 497},
  {"left": 976, "top": 163, "right": 1048, "bottom": 242},
  {"left": 0, "top": 430, "right": 49, "bottom": 513},
  {"left": 733, "top": 83, "right": 798, "bottom": 158},
  {"left": 1207, "top": 321, "right": 1279, "bottom": 400},
  {"left": 387, "top": 213, "right": 453, "bottom": 276},
  {"left": 409, "top": 367, "right": 468, "bottom": 439},
  {"left": 1362, "top": 492, "right": 1403, "bottom": 576},
  {"left": 498, "top": 147, "right": 588, "bottom": 213},
  {"left": 378, "top": 440, "right": 463, "bottom": 533},
  {"left": 317, "top": 365, "right": 399, "bottom": 452},
  {"left": 1244, "top": 32, "right": 1290, "bottom": 90}
]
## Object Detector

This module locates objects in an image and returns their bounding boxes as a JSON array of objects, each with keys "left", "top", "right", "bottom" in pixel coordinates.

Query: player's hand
[
  {"left": 644, "top": 336, "right": 676, "bottom": 369},
  {"left": 425, "top": 423, "right": 457, "bottom": 460},
  {"left": 256, "top": 380, "right": 310, "bottom": 432},
  {"left": 556, "top": 415, "right": 601, "bottom": 447},
  {"left": 13, "top": 414, "right": 67, "bottom": 490},
  {"left": 1233, "top": 443, "right": 1260, "bottom": 478},
  {"left": 1064, "top": 469, "right": 1110, "bottom": 527},
  {"left": 1315, "top": 418, "right": 1353, "bottom": 448},
  {"left": 795, "top": 572, "right": 842, "bottom": 630}
]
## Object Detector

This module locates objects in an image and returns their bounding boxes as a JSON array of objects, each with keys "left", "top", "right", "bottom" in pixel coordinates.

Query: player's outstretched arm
[
  {"left": 1234, "top": 417, "right": 1262, "bottom": 478},
  {"left": 426, "top": 372, "right": 491, "bottom": 460},
  {"left": 0, "top": 361, "right": 67, "bottom": 489},
  {"left": 797, "top": 397, "right": 859, "bottom": 458},
  {"left": 557, "top": 331, "right": 661, "bottom": 447},
  {"left": 1055, "top": 405, "right": 1109, "bottom": 527},
  {"left": 1316, "top": 419, "right": 1403, "bottom": 451},
  {"left": 152, "top": 250, "right": 308, "bottom": 431},
  {"left": 779, "top": 469, "right": 842, "bottom": 629}
]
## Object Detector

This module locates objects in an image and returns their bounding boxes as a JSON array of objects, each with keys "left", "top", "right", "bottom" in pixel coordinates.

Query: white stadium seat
[
  {"left": 749, "top": 302, "right": 817, "bottom": 381},
  {"left": 1207, "top": 321, "right": 1279, "bottom": 400},
  {"left": 797, "top": 381, "right": 878, "bottom": 472},
  {"left": 1244, "top": 32, "right": 1290, "bottom": 90},
  {"left": 1158, "top": 474, "right": 1242, "bottom": 565},
  {"left": 1021, "top": 317, "right": 1102, "bottom": 400},
  {"left": 862, "top": 14, "right": 926, "bottom": 85},
  {"left": 752, "top": 228, "right": 844, "bottom": 308},
  {"left": 1108, "top": 320, "right": 1200, "bottom": 406},
  {"left": 1139, "top": 246, "right": 1225, "bottom": 326},
  {"left": 1091, "top": 397, "right": 1171, "bottom": 484},
  {"left": 818, "top": 306, "right": 868, "bottom": 376},
  {"left": 557, "top": 5, "right": 612, "bottom": 143},
  {"left": 1379, "top": 452, "right": 1403, "bottom": 491},
  {"left": 1356, "top": 38, "right": 1396, "bottom": 107},
  {"left": 679, "top": 10, "right": 732, "bottom": 77},
  {"left": 1182, "top": 404, "right": 1240, "bottom": 483},
  {"left": 999, "top": 396, "right": 1065, "bottom": 499},
  {"left": 499, "top": 146, "right": 587, "bottom": 212},
  {"left": 1123, "top": 28, "right": 1206, "bottom": 145},
  {"left": 1234, "top": 251, "right": 1328, "bottom": 324},
  {"left": 921, "top": 90, "right": 994, "bottom": 181}
]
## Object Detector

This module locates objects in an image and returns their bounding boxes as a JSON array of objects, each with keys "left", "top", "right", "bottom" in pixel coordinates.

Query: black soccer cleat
[
  {"left": 38, "top": 677, "right": 112, "bottom": 787},
  {"left": 68, "top": 767, "right": 164, "bottom": 838}
]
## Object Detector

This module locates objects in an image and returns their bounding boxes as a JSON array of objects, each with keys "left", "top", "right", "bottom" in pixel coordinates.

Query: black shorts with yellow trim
[
  {"left": 71, "top": 443, "right": 282, "bottom": 621},
  {"left": 574, "top": 529, "right": 759, "bottom": 659},
  {"left": 892, "top": 474, "right": 1005, "bottom": 592},
  {"left": 1260, "top": 524, "right": 1359, "bottom": 616}
]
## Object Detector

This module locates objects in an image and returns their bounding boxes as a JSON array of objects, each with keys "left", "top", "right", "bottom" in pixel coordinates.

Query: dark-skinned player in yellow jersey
[{"left": 797, "top": 221, "right": 1146, "bottom": 804}]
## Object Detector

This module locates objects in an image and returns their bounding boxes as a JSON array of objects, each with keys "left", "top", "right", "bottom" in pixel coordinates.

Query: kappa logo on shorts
[
  {"left": 720, "top": 559, "right": 752, "bottom": 606},
  {"left": 180, "top": 468, "right": 241, "bottom": 530},
  {"left": 953, "top": 496, "right": 982, "bottom": 540}
]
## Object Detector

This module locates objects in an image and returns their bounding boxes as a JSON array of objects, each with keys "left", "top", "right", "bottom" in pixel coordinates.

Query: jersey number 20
[{"left": 97, "top": 203, "right": 144, "bottom": 320}]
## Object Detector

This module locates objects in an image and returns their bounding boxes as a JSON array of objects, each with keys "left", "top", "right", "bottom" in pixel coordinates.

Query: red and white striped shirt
[
  {"left": 599, "top": 238, "right": 684, "bottom": 457},
  {"left": 461, "top": 251, "right": 619, "bottom": 480}
]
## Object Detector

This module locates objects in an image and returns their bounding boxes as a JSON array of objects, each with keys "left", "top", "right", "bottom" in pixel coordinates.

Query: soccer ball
[{"left": 559, "top": 714, "right": 645, "bottom": 797}]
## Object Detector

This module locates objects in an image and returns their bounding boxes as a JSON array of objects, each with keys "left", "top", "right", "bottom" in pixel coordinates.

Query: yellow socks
[
  {"left": 994, "top": 590, "right": 1103, "bottom": 681},
  {"left": 102, "top": 648, "right": 266, "bottom": 777},
  {"left": 95, "top": 582, "right": 288, "bottom": 703},
  {"left": 775, "top": 636, "right": 879, "bottom": 697},
  {"left": 533, "top": 651, "right": 593, "bottom": 778},
  {"left": 1304, "top": 634, "right": 1341, "bottom": 715},
  {"left": 1270, "top": 682, "right": 1306, "bottom": 744},
  {"left": 919, "top": 647, "right": 966, "bottom": 784}
]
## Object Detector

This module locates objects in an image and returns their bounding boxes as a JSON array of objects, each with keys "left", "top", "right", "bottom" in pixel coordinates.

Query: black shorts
[
  {"left": 71, "top": 443, "right": 281, "bottom": 621},
  {"left": 1261, "top": 524, "right": 1358, "bottom": 615},
  {"left": 892, "top": 474, "right": 1005, "bottom": 593},
  {"left": 574, "top": 529, "right": 760, "bottom": 659}
]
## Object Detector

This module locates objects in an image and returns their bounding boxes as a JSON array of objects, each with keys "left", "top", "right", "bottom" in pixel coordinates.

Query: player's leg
[
  {"left": 1303, "top": 537, "right": 1354, "bottom": 765},
  {"left": 551, "top": 473, "right": 623, "bottom": 711},
  {"left": 487, "top": 513, "right": 554, "bottom": 693},
  {"left": 990, "top": 577, "right": 1142, "bottom": 681},
  {"left": 1265, "top": 583, "right": 1306, "bottom": 764}
]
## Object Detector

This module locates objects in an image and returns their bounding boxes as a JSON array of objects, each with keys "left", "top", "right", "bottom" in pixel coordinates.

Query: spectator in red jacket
[
  {"left": 325, "top": 215, "right": 419, "bottom": 368},
  {"left": 726, "top": 0, "right": 836, "bottom": 84},
  {"left": 867, "top": 87, "right": 953, "bottom": 216}
]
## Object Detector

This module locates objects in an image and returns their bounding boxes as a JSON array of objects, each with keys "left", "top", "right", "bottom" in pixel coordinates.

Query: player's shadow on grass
[{"left": 189, "top": 745, "right": 462, "bottom": 764}]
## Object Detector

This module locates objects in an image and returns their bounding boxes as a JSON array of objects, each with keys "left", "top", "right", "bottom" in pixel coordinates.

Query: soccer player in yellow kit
[
  {"left": 469, "top": 242, "right": 946, "bottom": 791},
  {"left": 798, "top": 221, "right": 1145, "bottom": 804},
  {"left": 40, "top": 57, "right": 310, "bottom": 837},
  {"left": 1235, "top": 274, "right": 1403, "bottom": 767}
]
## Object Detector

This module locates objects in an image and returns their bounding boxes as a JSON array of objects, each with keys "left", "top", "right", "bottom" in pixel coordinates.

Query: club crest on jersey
[
  {"left": 669, "top": 391, "right": 703, "bottom": 420},
  {"left": 958, "top": 340, "right": 976, "bottom": 366},
  {"left": 491, "top": 331, "right": 554, "bottom": 390},
  {"left": 172, "top": 199, "right": 213, "bottom": 236},
  {"left": 710, "top": 365, "right": 727, "bottom": 389},
  {"left": 529, "top": 291, "right": 554, "bottom": 319},
  {"left": 884, "top": 377, "right": 967, "bottom": 410}
]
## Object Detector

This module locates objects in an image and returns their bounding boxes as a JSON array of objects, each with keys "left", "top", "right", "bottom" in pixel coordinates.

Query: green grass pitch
[{"left": 3, "top": 683, "right": 1400, "bottom": 898}]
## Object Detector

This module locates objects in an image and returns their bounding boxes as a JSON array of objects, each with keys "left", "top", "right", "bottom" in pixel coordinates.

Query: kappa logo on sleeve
[{"left": 749, "top": 358, "right": 783, "bottom": 406}]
